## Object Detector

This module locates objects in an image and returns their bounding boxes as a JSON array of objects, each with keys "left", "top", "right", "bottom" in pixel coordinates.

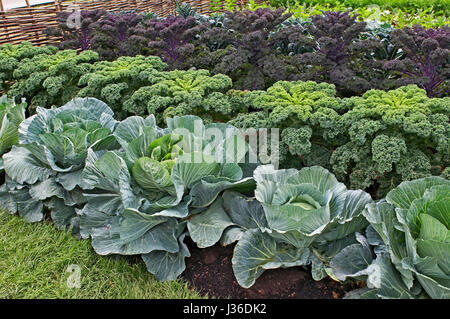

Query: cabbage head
[
  {"left": 80, "top": 114, "right": 256, "bottom": 281},
  {"left": 357, "top": 176, "right": 450, "bottom": 299},
  {"left": 228, "top": 164, "right": 373, "bottom": 288},
  {"left": 0, "top": 98, "right": 118, "bottom": 230}
]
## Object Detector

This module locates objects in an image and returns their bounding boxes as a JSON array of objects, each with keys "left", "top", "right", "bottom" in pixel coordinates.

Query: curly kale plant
[
  {"left": 0, "top": 98, "right": 118, "bottom": 230},
  {"left": 80, "top": 115, "right": 255, "bottom": 280},
  {"left": 90, "top": 13, "right": 147, "bottom": 60},
  {"left": 0, "top": 42, "right": 58, "bottom": 92},
  {"left": 137, "top": 15, "right": 207, "bottom": 69},
  {"left": 230, "top": 81, "right": 449, "bottom": 198},
  {"left": 124, "top": 69, "right": 241, "bottom": 124},
  {"left": 385, "top": 25, "right": 450, "bottom": 97},
  {"left": 201, "top": 8, "right": 296, "bottom": 90},
  {"left": 77, "top": 55, "right": 167, "bottom": 119},
  {"left": 8, "top": 50, "right": 99, "bottom": 110},
  {"left": 174, "top": 0, "right": 197, "bottom": 18},
  {"left": 0, "top": 95, "right": 26, "bottom": 170},
  {"left": 332, "top": 85, "right": 449, "bottom": 196},
  {"left": 288, "top": 11, "right": 386, "bottom": 96},
  {"left": 43, "top": 9, "right": 106, "bottom": 51},
  {"left": 230, "top": 80, "right": 341, "bottom": 168}
]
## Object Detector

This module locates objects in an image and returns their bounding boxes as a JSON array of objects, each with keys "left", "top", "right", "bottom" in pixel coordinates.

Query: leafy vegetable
[
  {"left": 385, "top": 25, "right": 450, "bottom": 97},
  {"left": 351, "top": 176, "right": 450, "bottom": 299},
  {"left": 90, "top": 13, "right": 147, "bottom": 60},
  {"left": 0, "top": 98, "right": 118, "bottom": 230},
  {"left": 77, "top": 55, "right": 167, "bottom": 119},
  {"left": 199, "top": 164, "right": 373, "bottom": 288},
  {"left": 0, "top": 42, "right": 58, "bottom": 92},
  {"left": 80, "top": 114, "right": 256, "bottom": 280},
  {"left": 0, "top": 95, "right": 26, "bottom": 170},
  {"left": 43, "top": 10, "right": 106, "bottom": 51},
  {"left": 200, "top": 8, "right": 295, "bottom": 90},
  {"left": 124, "top": 69, "right": 238, "bottom": 124},
  {"left": 138, "top": 15, "right": 207, "bottom": 69},
  {"left": 8, "top": 50, "right": 99, "bottom": 110}
]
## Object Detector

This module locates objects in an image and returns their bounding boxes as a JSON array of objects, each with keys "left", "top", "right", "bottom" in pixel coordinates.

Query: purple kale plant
[
  {"left": 44, "top": 9, "right": 105, "bottom": 50},
  {"left": 137, "top": 15, "right": 207, "bottom": 70},
  {"left": 199, "top": 8, "right": 296, "bottom": 90},
  {"left": 385, "top": 25, "right": 450, "bottom": 97},
  {"left": 90, "top": 12, "right": 147, "bottom": 60},
  {"left": 287, "top": 11, "right": 387, "bottom": 96}
]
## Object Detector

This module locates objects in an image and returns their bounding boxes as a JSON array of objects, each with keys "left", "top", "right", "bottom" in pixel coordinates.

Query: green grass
[{"left": 0, "top": 210, "right": 205, "bottom": 299}]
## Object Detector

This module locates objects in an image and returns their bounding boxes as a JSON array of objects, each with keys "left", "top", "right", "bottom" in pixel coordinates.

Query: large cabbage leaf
[
  {"left": 80, "top": 114, "right": 256, "bottom": 280},
  {"left": 227, "top": 164, "right": 373, "bottom": 288},
  {"left": 1, "top": 97, "right": 118, "bottom": 230},
  {"left": 0, "top": 95, "right": 26, "bottom": 170}
]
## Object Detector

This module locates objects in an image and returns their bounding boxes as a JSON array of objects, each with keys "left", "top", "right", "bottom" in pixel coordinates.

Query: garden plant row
[
  {"left": 266, "top": 0, "right": 449, "bottom": 13},
  {"left": 0, "top": 95, "right": 448, "bottom": 299},
  {"left": 0, "top": 7, "right": 448, "bottom": 299},
  {"left": 239, "top": 0, "right": 449, "bottom": 28},
  {"left": 36, "top": 8, "right": 450, "bottom": 96}
]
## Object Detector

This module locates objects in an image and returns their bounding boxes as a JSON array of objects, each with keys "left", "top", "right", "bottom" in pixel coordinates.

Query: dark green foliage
[
  {"left": 7, "top": 50, "right": 99, "bottom": 110},
  {"left": 124, "top": 69, "right": 240, "bottom": 124},
  {"left": 0, "top": 42, "right": 58, "bottom": 92},
  {"left": 77, "top": 55, "right": 167, "bottom": 119}
]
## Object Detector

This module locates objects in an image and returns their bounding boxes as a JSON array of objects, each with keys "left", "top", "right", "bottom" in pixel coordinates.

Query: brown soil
[{"left": 183, "top": 238, "right": 361, "bottom": 299}]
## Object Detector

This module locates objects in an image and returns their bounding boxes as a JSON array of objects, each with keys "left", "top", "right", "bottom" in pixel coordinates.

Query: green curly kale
[
  {"left": 77, "top": 55, "right": 167, "bottom": 119},
  {"left": 8, "top": 50, "right": 99, "bottom": 110},
  {"left": 251, "top": 81, "right": 337, "bottom": 125},
  {"left": 229, "top": 82, "right": 448, "bottom": 198},
  {"left": 332, "top": 85, "right": 449, "bottom": 196},
  {"left": 0, "top": 42, "right": 58, "bottom": 92},
  {"left": 124, "top": 69, "right": 241, "bottom": 124}
]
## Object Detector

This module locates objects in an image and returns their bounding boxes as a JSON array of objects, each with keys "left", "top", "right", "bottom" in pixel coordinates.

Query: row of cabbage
[{"left": 0, "top": 96, "right": 448, "bottom": 298}]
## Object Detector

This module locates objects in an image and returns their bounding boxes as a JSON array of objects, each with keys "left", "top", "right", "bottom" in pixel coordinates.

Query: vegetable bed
[{"left": 0, "top": 1, "right": 448, "bottom": 299}]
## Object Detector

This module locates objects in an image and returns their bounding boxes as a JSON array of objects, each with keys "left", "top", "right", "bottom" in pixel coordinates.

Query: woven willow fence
[{"left": 0, "top": 0, "right": 263, "bottom": 45}]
